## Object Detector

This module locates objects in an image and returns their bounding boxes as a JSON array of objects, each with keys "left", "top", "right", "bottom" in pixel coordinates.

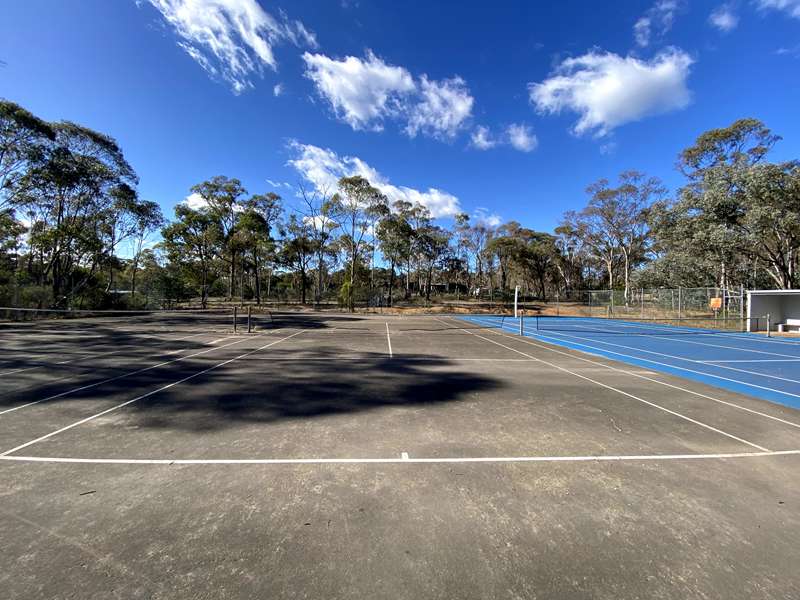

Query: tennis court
[
  {"left": 463, "top": 314, "right": 800, "bottom": 408},
  {"left": 1, "top": 311, "right": 800, "bottom": 599}
]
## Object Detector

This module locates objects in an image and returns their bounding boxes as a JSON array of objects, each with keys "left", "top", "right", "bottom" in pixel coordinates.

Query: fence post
[
  {"left": 640, "top": 288, "right": 644, "bottom": 317},
  {"left": 247, "top": 305, "right": 252, "bottom": 333},
  {"left": 678, "top": 287, "right": 682, "bottom": 320},
  {"left": 519, "top": 310, "right": 524, "bottom": 336},
  {"left": 233, "top": 306, "right": 238, "bottom": 334},
  {"left": 766, "top": 313, "right": 771, "bottom": 338}
]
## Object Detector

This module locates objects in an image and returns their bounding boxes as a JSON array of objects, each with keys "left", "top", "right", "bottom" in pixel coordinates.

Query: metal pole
[
  {"left": 640, "top": 288, "right": 644, "bottom": 317},
  {"left": 233, "top": 306, "right": 238, "bottom": 334},
  {"left": 247, "top": 305, "right": 252, "bottom": 333},
  {"left": 556, "top": 292, "right": 560, "bottom": 316},
  {"left": 514, "top": 285, "right": 519, "bottom": 319},
  {"left": 519, "top": 310, "right": 524, "bottom": 336},
  {"left": 678, "top": 287, "right": 682, "bottom": 320},
  {"left": 766, "top": 313, "right": 771, "bottom": 338}
]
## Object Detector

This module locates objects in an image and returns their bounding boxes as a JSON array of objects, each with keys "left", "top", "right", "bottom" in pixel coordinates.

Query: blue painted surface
[{"left": 459, "top": 315, "right": 800, "bottom": 410}]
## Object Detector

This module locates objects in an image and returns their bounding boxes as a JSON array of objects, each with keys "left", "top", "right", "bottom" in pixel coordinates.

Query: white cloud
[
  {"left": 634, "top": 18, "right": 653, "bottom": 47},
  {"left": 470, "top": 126, "right": 498, "bottom": 150},
  {"left": 470, "top": 124, "right": 538, "bottom": 152},
  {"left": 756, "top": 0, "right": 800, "bottom": 18},
  {"left": 405, "top": 76, "right": 473, "bottom": 139},
  {"left": 473, "top": 207, "right": 502, "bottom": 228},
  {"left": 266, "top": 178, "right": 293, "bottom": 190},
  {"left": 709, "top": 5, "right": 739, "bottom": 31},
  {"left": 273, "top": 83, "right": 284, "bottom": 96},
  {"left": 528, "top": 48, "right": 693, "bottom": 137},
  {"left": 303, "top": 50, "right": 474, "bottom": 140},
  {"left": 146, "top": 0, "right": 317, "bottom": 94},
  {"left": 302, "top": 51, "right": 416, "bottom": 131},
  {"left": 287, "top": 141, "right": 461, "bottom": 218},
  {"left": 634, "top": 1, "right": 681, "bottom": 47},
  {"left": 183, "top": 192, "right": 208, "bottom": 210},
  {"left": 506, "top": 123, "right": 538, "bottom": 152}
]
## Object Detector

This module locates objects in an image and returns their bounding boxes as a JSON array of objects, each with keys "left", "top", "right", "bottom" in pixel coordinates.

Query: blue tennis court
[{"left": 460, "top": 314, "right": 800, "bottom": 409}]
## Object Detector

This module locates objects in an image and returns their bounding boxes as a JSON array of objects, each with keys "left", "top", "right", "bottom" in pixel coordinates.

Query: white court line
[
  {"left": 0, "top": 329, "right": 216, "bottom": 377},
  {"left": 551, "top": 319, "right": 800, "bottom": 360},
  {"left": 466, "top": 316, "right": 800, "bottom": 431},
  {"left": 0, "top": 331, "right": 273, "bottom": 416},
  {"left": 472, "top": 315, "right": 800, "bottom": 401},
  {"left": 438, "top": 317, "right": 770, "bottom": 452},
  {"left": 580, "top": 317, "right": 800, "bottom": 347},
  {"left": 516, "top": 322, "right": 800, "bottom": 390},
  {"left": 699, "top": 359, "right": 800, "bottom": 363},
  {"left": 386, "top": 322, "right": 393, "bottom": 358},
  {"left": 1, "top": 450, "right": 797, "bottom": 465},
  {"left": 0, "top": 330, "right": 306, "bottom": 457}
]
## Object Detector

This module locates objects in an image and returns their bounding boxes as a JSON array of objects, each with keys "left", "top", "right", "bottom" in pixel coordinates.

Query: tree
[
  {"left": 190, "top": 176, "right": 247, "bottom": 299},
  {"left": 297, "top": 183, "right": 338, "bottom": 305},
  {"left": 280, "top": 214, "right": 315, "bottom": 304},
  {"left": 417, "top": 224, "right": 450, "bottom": 301},
  {"left": 330, "top": 176, "right": 386, "bottom": 311},
  {"left": 376, "top": 208, "right": 413, "bottom": 307},
  {"left": 566, "top": 172, "right": 661, "bottom": 302},
  {"left": 160, "top": 204, "right": 222, "bottom": 308},
  {"left": 244, "top": 192, "right": 282, "bottom": 303},
  {"left": 10, "top": 121, "right": 139, "bottom": 306},
  {"left": 0, "top": 99, "right": 55, "bottom": 209},
  {"left": 128, "top": 199, "right": 164, "bottom": 302}
]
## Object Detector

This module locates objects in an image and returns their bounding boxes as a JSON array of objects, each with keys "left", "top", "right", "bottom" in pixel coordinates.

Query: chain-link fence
[{"left": 553, "top": 287, "right": 745, "bottom": 320}]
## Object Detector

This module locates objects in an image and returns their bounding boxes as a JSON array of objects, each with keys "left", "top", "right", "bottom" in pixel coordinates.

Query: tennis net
[
  {"left": 526, "top": 315, "right": 754, "bottom": 335},
  {"left": 0, "top": 306, "right": 267, "bottom": 334}
]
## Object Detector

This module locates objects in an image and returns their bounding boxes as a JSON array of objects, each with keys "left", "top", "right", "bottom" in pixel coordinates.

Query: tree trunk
[
  {"left": 254, "top": 248, "right": 261, "bottom": 304},
  {"left": 388, "top": 258, "right": 395, "bottom": 307}
]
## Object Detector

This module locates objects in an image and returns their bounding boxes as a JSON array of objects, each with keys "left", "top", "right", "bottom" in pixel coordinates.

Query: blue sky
[{"left": 1, "top": 0, "right": 799, "bottom": 232}]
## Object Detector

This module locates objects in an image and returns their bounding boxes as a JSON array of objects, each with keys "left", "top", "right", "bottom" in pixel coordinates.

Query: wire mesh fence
[{"left": 551, "top": 287, "right": 745, "bottom": 321}]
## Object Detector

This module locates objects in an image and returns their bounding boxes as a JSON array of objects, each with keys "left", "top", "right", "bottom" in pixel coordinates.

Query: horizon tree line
[{"left": 1, "top": 99, "right": 798, "bottom": 312}]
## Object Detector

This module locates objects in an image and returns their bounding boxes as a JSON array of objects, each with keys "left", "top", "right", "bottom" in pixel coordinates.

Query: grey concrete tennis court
[{"left": 1, "top": 312, "right": 799, "bottom": 599}]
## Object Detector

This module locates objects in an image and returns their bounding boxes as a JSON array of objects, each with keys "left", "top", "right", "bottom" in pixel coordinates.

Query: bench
[{"left": 778, "top": 318, "right": 800, "bottom": 333}]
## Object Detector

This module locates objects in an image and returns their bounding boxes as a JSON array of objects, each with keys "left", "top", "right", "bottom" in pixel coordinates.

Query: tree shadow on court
[{"left": 123, "top": 348, "right": 503, "bottom": 432}]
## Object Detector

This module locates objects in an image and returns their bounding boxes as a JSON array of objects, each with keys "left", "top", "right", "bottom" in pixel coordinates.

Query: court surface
[
  {"left": 1, "top": 312, "right": 799, "bottom": 599},
  {"left": 464, "top": 314, "right": 800, "bottom": 408}
]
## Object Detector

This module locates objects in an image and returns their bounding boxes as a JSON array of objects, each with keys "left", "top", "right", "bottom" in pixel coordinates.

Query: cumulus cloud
[
  {"left": 470, "top": 124, "right": 538, "bottom": 152},
  {"left": 405, "top": 76, "right": 474, "bottom": 139},
  {"left": 146, "top": 0, "right": 317, "bottom": 94},
  {"left": 182, "top": 192, "right": 209, "bottom": 210},
  {"left": 470, "top": 126, "right": 497, "bottom": 150},
  {"left": 506, "top": 123, "right": 538, "bottom": 152},
  {"left": 756, "top": 0, "right": 800, "bottom": 18},
  {"left": 528, "top": 48, "right": 693, "bottom": 137},
  {"left": 287, "top": 141, "right": 461, "bottom": 218},
  {"left": 634, "top": 0, "right": 681, "bottom": 47},
  {"left": 303, "top": 50, "right": 473, "bottom": 139},
  {"left": 709, "top": 4, "right": 739, "bottom": 31},
  {"left": 273, "top": 83, "right": 284, "bottom": 96},
  {"left": 302, "top": 50, "right": 415, "bottom": 131}
]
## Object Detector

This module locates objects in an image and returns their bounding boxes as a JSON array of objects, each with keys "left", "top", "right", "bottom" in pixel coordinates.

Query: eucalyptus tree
[
  {"left": 190, "top": 176, "right": 247, "bottom": 299},
  {"left": 297, "top": 183, "right": 338, "bottom": 305},
  {"left": 330, "top": 176, "right": 386, "bottom": 311},
  {"left": 376, "top": 208, "right": 413, "bottom": 306},
  {"left": 160, "top": 204, "right": 223, "bottom": 308},
  {"left": 280, "top": 214, "right": 315, "bottom": 304},
  {"left": 11, "top": 121, "right": 139, "bottom": 306},
  {"left": 0, "top": 99, "right": 55, "bottom": 209},
  {"left": 417, "top": 224, "right": 450, "bottom": 301},
  {"left": 668, "top": 118, "right": 784, "bottom": 290},
  {"left": 245, "top": 191, "right": 282, "bottom": 302},
  {"left": 127, "top": 199, "right": 164, "bottom": 301}
]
